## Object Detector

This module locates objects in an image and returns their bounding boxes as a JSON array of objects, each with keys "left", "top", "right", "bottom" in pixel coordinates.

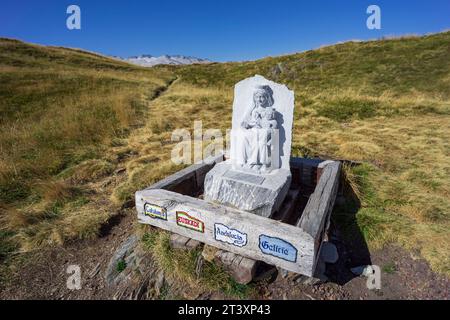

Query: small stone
[
  {"left": 170, "top": 234, "right": 202, "bottom": 250},
  {"left": 185, "top": 238, "right": 201, "bottom": 249},
  {"left": 350, "top": 266, "right": 364, "bottom": 275},
  {"left": 279, "top": 268, "right": 289, "bottom": 279},
  {"left": 169, "top": 233, "right": 190, "bottom": 249},
  {"left": 351, "top": 265, "right": 374, "bottom": 277},
  {"left": 293, "top": 275, "right": 308, "bottom": 284},
  {"left": 303, "top": 276, "right": 326, "bottom": 286},
  {"left": 320, "top": 242, "right": 339, "bottom": 264},
  {"left": 362, "top": 265, "right": 375, "bottom": 276},
  {"left": 214, "top": 251, "right": 258, "bottom": 285},
  {"left": 105, "top": 235, "right": 138, "bottom": 287}
]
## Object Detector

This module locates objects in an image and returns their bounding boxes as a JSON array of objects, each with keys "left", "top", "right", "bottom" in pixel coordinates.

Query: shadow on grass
[{"left": 326, "top": 162, "right": 372, "bottom": 286}]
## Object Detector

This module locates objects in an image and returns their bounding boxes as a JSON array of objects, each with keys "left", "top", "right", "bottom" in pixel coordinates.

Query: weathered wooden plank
[
  {"left": 297, "top": 161, "right": 341, "bottom": 269},
  {"left": 271, "top": 188, "right": 300, "bottom": 224},
  {"left": 298, "top": 161, "right": 340, "bottom": 236},
  {"left": 290, "top": 157, "right": 323, "bottom": 189},
  {"left": 316, "top": 160, "right": 335, "bottom": 182},
  {"left": 136, "top": 157, "right": 341, "bottom": 277},
  {"left": 289, "top": 157, "right": 323, "bottom": 169},
  {"left": 135, "top": 189, "right": 316, "bottom": 276}
]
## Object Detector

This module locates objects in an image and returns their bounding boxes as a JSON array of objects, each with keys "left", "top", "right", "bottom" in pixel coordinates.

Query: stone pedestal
[{"left": 204, "top": 160, "right": 291, "bottom": 218}]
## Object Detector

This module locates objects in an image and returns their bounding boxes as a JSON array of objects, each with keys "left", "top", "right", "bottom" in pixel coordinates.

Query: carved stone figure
[
  {"left": 235, "top": 85, "right": 278, "bottom": 173},
  {"left": 204, "top": 75, "right": 295, "bottom": 217}
]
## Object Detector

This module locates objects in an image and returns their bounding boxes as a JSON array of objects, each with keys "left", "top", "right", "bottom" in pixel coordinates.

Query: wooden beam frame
[{"left": 135, "top": 156, "right": 341, "bottom": 277}]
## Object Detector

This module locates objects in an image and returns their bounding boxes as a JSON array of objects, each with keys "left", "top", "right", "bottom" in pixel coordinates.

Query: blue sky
[{"left": 1, "top": 0, "right": 449, "bottom": 62}]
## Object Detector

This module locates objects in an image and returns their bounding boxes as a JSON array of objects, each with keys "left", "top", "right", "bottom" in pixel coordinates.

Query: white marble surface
[
  {"left": 204, "top": 76, "right": 294, "bottom": 216},
  {"left": 230, "top": 75, "right": 295, "bottom": 172},
  {"left": 204, "top": 160, "right": 292, "bottom": 218}
]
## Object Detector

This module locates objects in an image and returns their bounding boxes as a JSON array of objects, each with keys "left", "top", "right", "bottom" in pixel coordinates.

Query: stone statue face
[{"left": 254, "top": 90, "right": 270, "bottom": 108}]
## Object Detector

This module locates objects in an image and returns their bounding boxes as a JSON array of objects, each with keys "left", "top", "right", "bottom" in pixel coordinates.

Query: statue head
[{"left": 253, "top": 85, "right": 274, "bottom": 109}]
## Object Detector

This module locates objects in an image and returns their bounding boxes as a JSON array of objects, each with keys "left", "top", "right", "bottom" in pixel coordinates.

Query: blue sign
[
  {"left": 143, "top": 203, "right": 167, "bottom": 221},
  {"left": 259, "top": 235, "right": 297, "bottom": 262}
]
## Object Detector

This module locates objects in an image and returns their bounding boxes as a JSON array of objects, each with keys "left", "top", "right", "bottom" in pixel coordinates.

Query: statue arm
[{"left": 241, "top": 108, "right": 259, "bottom": 129}]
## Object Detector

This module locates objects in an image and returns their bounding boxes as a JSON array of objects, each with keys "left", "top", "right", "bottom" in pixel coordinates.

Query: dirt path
[
  {"left": 2, "top": 216, "right": 448, "bottom": 300},
  {"left": 266, "top": 245, "right": 450, "bottom": 300},
  {"left": 0, "top": 210, "right": 136, "bottom": 299}
]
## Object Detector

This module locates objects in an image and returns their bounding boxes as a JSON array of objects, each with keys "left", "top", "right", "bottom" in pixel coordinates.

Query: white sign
[{"left": 214, "top": 223, "right": 247, "bottom": 247}]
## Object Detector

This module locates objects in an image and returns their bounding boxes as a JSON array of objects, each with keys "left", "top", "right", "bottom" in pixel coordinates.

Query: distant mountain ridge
[{"left": 115, "top": 54, "right": 211, "bottom": 67}]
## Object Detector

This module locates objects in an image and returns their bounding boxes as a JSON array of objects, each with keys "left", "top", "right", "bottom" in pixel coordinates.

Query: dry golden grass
[
  {"left": 0, "top": 38, "right": 175, "bottom": 257},
  {"left": 58, "top": 159, "right": 114, "bottom": 184},
  {"left": 140, "top": 227, "right": 252, "bottom": 298},
  {"left": 297, "top": 114, "right": 450, "bottom": 274},
  {"left": 111, "top": 81, "right": 233, "bottom": 205}
]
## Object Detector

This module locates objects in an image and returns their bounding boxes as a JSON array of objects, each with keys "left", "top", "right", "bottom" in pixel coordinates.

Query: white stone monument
[{"left": 204, "top": 75, "right": 295, "bottom": 217}]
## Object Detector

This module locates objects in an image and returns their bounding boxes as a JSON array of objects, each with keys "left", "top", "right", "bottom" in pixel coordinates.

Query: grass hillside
[
  {"left": 0, "top": 32, "right": 449, "bottom": 281},
  {"left": 0, "top": 38, "right": 176, "bottom": 256}
]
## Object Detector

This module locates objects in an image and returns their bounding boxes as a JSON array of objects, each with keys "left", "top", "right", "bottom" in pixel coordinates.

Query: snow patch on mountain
[{"left": 115, "top": 54, "right": 211, "bottom": 67}]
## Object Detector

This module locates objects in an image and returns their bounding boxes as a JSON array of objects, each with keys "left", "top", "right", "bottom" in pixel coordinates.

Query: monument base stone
[{"left": 204, "top": 160, "right": 291, "bottom": 218}]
